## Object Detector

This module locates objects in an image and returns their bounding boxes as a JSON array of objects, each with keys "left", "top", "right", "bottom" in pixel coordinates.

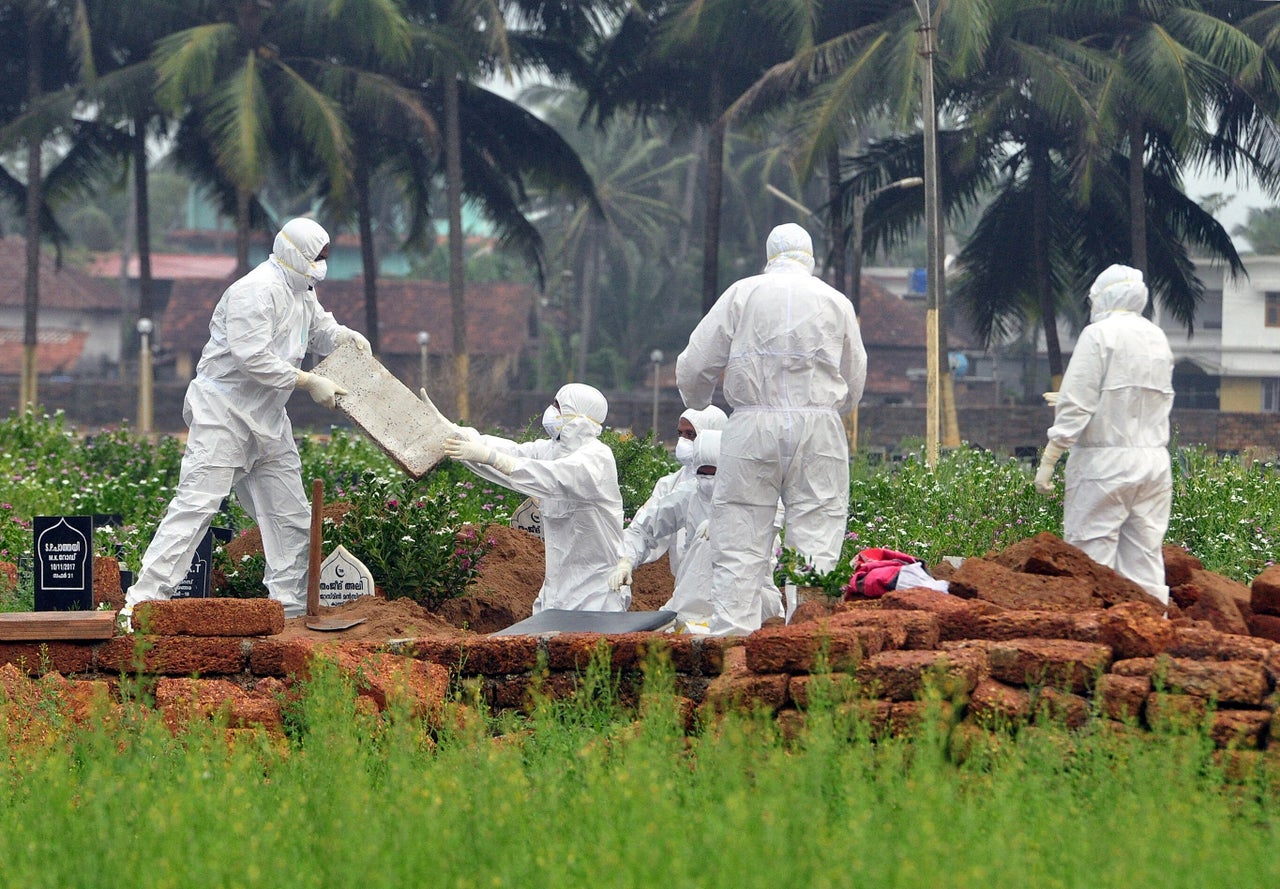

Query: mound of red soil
[{"left": 275, "top": 594, "right": 467, "bottom": 642}]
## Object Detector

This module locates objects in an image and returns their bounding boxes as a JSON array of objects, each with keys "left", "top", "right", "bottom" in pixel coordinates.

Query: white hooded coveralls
[
  {"left": 466, "top": 384, "right": 627, "bottom": 614},
  {"left": 677, "top": 223, "right": 867, "bottom": 635},
  {"left": 622, "top": 405, "right": 726, "bottom": 575},
  {"left": 622, "top": 430, "right": 721, "bottom": 624},
  {"left": 1048, "top": 264, "right": 1174, "bottom": 604},
  {"left": 127, "top": 218, "right": 343, "bottom": 616}
]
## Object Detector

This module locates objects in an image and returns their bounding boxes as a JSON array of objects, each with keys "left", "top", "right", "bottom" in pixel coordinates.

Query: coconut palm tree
[{"left": 0, "top": 0, "right": 95, "bottom": 414}]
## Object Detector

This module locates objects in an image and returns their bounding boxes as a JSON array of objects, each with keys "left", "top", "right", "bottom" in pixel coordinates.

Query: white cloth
[
  {"left": 462, "top": 383, "right": 627, "bottom": 614},
  {"left": 1047, "top": 264, "right": 1174, "bottom": 605},
  {"left": 621, "top": 405, "right": 727, "bottom": 574},
  {"left": 128, "top": 218, "right": 342, "bottom": 617},
  {"left": 677, "top": 223, "right": 867, "bottom": 635}
]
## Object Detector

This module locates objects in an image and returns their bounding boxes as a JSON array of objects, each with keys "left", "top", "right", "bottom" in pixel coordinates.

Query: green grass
[{"left": 2, "top": 660, "right": 1279, "bottom": 888}]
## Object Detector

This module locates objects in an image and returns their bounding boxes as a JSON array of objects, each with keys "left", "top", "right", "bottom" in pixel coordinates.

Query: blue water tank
[{"left": 909, "top": 268, "right": 927, "bottom": 294}]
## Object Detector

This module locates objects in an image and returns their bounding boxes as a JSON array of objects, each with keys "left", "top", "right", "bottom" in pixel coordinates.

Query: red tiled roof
[
  {"left": 0, "top": 328, "right": 88, "bottom": 375},
  {"left": 86, "top": 252, "right": 238, "bottom": 280},
  {"left": 856, "top": 278, "right": 976, "bottom": 350},
  {"left": 0, "top": 238, "right": 122, "bottom": 311},
  {"left": 160, "top": 275, "right": 535, "bottom": 358}
]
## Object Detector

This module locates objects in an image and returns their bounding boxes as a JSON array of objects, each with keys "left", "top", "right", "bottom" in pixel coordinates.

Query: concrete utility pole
[{"left": 914, "top": 0, "right": 947, "bottom": 467}]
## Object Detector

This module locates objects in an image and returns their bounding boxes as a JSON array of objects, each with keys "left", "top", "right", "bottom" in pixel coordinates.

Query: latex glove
[
  {"left": 1034, "top": 441, "right": 1066, "bottom": 495},
  {"left": 443, "top": 436, "right": 517, "bottom": 474},
  {"left": 1042, "top": 391, "right": 1060, "bottom": 407},
  {"left": 296, "top": 371, "right": 348, "bottom": 409},
  {"left": 338, "top": 326, "right": 371, "bottom": 353},
  {"left": 694, "top": 519, "right": 711, "bottom": 541},
  {"left": 608, "top": 557, "right": 633, "bottom": 592}
]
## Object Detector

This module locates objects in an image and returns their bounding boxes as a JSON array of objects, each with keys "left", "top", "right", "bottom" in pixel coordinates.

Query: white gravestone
[
  {"left": 311, "top": 341, "right": 455, "bottom": 478},
  {"left": 509, "top": 497, "right": 543, "bottom": 539},
  {"left": 318, "top": 544, "right": 376, "bottom": 609}
]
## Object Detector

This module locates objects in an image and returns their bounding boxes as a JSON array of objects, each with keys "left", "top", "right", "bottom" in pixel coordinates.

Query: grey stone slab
[
  {"left": 311, "top": 341, "right": 453, "bottom": 478},
  {"left": 490, "top": 609, "right": 678, "bottom": 636}
]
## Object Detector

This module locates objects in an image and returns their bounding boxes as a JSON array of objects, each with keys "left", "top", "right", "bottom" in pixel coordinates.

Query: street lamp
[
  {"left": 649, "top": 349, "right": 664, "bottom": 435},
  {"left": 417, "top": 330, "right": 430, "bottom": 391},
  {"left": 136, "top": 317, "right": 154, "bottom": 435},
  {"left": 849, "top": 177, "right": 924, "bottom": 315},
  {"left": 913, "top": 0, "right": 947, "bottom": 467}
]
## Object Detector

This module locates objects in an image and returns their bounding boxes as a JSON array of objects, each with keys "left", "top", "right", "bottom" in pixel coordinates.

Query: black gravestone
[
  {"left": 33, "top": 515, "right": 94, "bottom": 611},
  {"left": 171, "top": 527, "right": 234, "bottom": 599}
]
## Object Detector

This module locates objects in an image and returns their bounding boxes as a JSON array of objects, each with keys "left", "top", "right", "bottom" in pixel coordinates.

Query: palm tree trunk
[
  {"left": 235, "top": 187, "right": 251, "bottom": 275},
  {"left": 701, "top": 71, "right": 725, "bottom": 315},
  {"left": 1031, "top": 142, "right": 1063, "bottom": 380},
  {"left": 355, "top": 150, "right": 380, "bottom": 355},
  {"left": 132, "top": 117, "right": 154, "bottom": 324},
  {"left": 1127, "top": 115, "right": 1149, "bottom": 313},
  {"left": 444, "top": 69, "right": 469, "bottom": 421},
  {"left": 576, "top": 222, "right": 599, "bottom": 382},
  {"left": 827, "top": 144, "right": 846, "bottom": 293},
  {"left": 20, "top": 14, "right": 44, "bottom": 415}
]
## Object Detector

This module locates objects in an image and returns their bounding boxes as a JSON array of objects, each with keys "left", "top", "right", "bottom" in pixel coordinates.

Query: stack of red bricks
[{"left": 3, "top": 533, "right": 1280, "bottom": 752}]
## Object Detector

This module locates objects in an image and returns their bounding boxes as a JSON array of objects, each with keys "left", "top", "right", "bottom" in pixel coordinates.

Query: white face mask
[
  {"left": 675, "top": 438, "right": 696, "bottom": 466},
  {"left": 695, "top": 473, "right": 716, "bottom": 497},
  {"left": 542, "top": 404, "right": 563, "bottom": 439},
  {"left": 308, "top": 259, "right": 328, "bottom": 285}
]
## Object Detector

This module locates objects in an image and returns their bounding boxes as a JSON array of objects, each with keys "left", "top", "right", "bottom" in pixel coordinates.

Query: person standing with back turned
[
  {"left": 1033, "top": 264, "right": 1175, "bottom": 607},
  {"left": 123, "top": 217, "right": 369, "bottom": 625},
  {"left": 677, "top": 222, "right": 867, "bottom": 636}
]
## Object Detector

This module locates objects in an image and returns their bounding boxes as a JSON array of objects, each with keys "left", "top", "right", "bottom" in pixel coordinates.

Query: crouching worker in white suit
[
  {"left": 124, "top": 218, "right": 370, "bottom": 624},
  {"left": 444, "top": 383, "right": 627, "bottom": 614},
  {"left": 1033, "top": 264, "right": 1175, "bottom": 606},
  {"left": 609, "top": 431, "right": 723, "bottom": 633},
  {"left": 623, "top": 405, "right": 726, "bottom": 580}
]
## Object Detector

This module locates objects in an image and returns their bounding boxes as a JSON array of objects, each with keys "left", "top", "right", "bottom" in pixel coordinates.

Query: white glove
[
  {"left": 608, "top": 557, "right": 633, "bottom": 591},
  {"left": 443, "top": 436, "right": 517, "bottom": 474},
  {"left": 1033, "top": 441, "right": 1066, "bottom": 495},
  {"left": 695, "top": 519, "right": 711, "bottom": 541},
  {"left": 1042, "top": 391, "right": 1060, "bottom": 407},
  {"left": 296, "top": 371, "right": 349, "bottom": 409},
  {"left": 338, "top": 326, "right": 371, "bottom": 353}
]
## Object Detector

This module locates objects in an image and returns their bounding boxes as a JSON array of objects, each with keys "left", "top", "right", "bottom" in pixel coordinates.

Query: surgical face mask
[
  {"left": 308, "top": 259, "right": 328, "bottom": 285},
  {"left": 675, "top": 438, "right": 696, "bottom": 466},
  {"left": 695, "top": 473, "right": 716, "bottom": 498},
  {"left": 542, "top": 404, "right": 563, "bottom": 439}
]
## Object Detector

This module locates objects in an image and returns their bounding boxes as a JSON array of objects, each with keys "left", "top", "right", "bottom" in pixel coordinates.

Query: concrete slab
[
  {"left": 311, "top": 342, "right": 453, "bottom": 478},
  {"left": 490, "top": 609, "right": 677, "bottom": 636}
]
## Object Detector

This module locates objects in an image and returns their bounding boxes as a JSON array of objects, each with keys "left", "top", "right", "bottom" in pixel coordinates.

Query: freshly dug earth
[{"left": 226, "top": 521, "right": 677, "bottom": 638}]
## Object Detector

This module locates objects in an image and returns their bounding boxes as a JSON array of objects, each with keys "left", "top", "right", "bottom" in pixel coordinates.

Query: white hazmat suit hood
[
  {"left": 1088, "top": 263, "right": 1148, "bottom": 321},
  {"left": 1045, "top": 263, "right": 1174, "bottom": 605},
  {"left": 271, "top": 217, "right": 330, "bottom": 290},
  {"left": 764, "top": 223, "right": 816, "bottom": 274},
  {"left": 552, "top": 383, "right": 608, "bottom": 451}
]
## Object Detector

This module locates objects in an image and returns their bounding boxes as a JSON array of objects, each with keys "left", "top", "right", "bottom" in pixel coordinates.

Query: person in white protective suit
[
  {"left": 677, "top": 222, "right": 867, "bottom": 636},
  {"left": 619, "top": 405, "right": 726, "bottom": 579},
  {"left": 442, "top": 383, "right": 628, "bottom": 614},
  {"left": 1033, "top": 264, "right": 1174, "bottom": 606},
  {"left": 123, "top": 218, "right": 370, "bottom": 623},
  {"left": 608, "top": 430, "right": 722, "bottom": 632}
]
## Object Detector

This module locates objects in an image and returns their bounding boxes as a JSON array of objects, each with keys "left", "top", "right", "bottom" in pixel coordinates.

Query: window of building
[
  {"left": 1266, "top": 293, "right": 1280, "bottom": 328},
  {"left": 1264, "top": 379, "right": 1280, "bottom": 413}
]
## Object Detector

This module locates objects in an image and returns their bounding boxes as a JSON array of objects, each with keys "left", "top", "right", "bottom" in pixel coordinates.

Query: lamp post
[
  {"left": 849, "top": 177, "right": 924, "bottom": 315},
  {"left": 417, "top": 330, "right": 430, "bottom": 391},
  {"left": 649, "top": 349, "right": 664, "bottom": 435},
  {"left": 136, "top": 317, "right": 154, "bottom": 435},
  {"left": 913, "top": 0, "right": 946, "bottom": 467}
]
